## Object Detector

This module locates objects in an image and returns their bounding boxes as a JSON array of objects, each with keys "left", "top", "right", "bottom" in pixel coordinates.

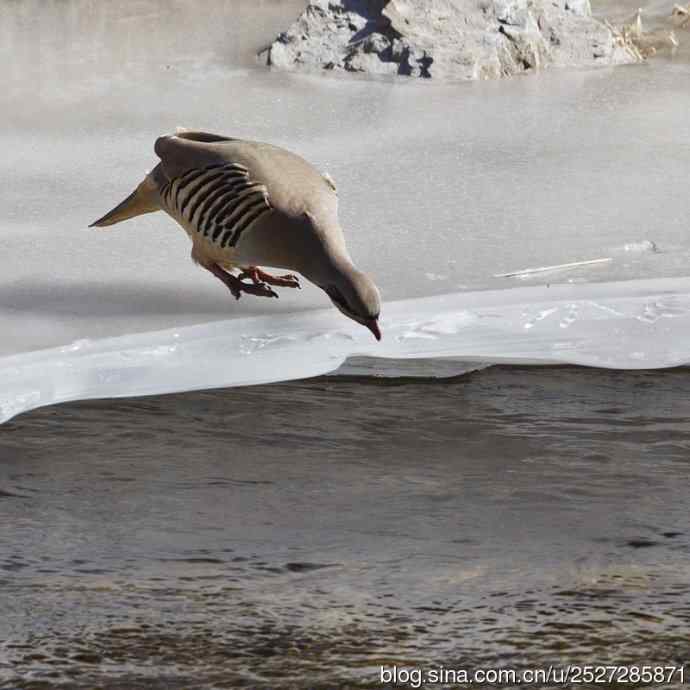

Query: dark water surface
[{"left": 1, "top": 367, "right": 689, "bottom": 689}]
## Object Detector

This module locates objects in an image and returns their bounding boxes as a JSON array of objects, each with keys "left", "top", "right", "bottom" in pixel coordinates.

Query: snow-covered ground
[{"left": 2, "top": 0, "right": 690, "bottom": 420}]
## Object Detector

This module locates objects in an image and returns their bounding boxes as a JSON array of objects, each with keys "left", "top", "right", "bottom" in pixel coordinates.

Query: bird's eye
[{"left": 325, "top": 286, "right": 348, "bottom": 311}]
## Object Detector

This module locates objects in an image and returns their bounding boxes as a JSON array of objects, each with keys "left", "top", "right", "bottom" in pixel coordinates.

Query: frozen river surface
[{"left": 2, "top": 0, "right": 690, "bottom": 412}]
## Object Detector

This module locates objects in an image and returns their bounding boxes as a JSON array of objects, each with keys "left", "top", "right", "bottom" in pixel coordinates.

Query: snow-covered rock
[{"left": 260, "top": 0, "right": 639, "bottom": 80}]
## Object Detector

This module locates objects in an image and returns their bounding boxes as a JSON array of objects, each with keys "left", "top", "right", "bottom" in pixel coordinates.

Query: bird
[{"left": 90, "top": 129, "right": 382, "bottom": 340}]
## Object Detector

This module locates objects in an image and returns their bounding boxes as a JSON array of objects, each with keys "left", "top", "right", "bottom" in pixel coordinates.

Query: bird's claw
[
  {"left": 222, "top": 275, "right": 277, "bottom": 299},
  {"left": 281, "top": 274, "right": 301, "bottom": 289},
  {"left": 269, "top": 274, "right": 300, "bottom": 289},
  {"left": 238, "top": 279, "right": 279, "bottom": 299},
  {"left": 239, "top": 268, "right": 301, "bottom": 289},
  {"left": 257, "top": 282, "right": 279, "bottom": 299}
]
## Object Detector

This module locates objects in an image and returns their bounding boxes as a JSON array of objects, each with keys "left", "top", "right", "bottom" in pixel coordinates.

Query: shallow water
[{"left": 2, "top": 366, "right": 690, "bottom": 688}]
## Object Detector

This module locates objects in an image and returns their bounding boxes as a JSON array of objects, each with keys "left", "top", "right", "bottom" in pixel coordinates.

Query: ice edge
[{"left": 3, "top": 277, "right": 690, "bottom": 423}]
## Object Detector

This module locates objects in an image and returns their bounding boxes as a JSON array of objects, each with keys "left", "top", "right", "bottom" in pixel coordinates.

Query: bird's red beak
[{"left": 365, "top": 318, "right": 382, "bottom": 341}]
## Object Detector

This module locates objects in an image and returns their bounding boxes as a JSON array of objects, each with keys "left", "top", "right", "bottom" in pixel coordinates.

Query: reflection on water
[{"left": 1, "top": 367, "right": 689, "bottom": 688}]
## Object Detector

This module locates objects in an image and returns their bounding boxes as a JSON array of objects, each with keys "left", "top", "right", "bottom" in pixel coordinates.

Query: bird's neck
[
  {"left": 299, "top": 220, "right": 356, "bottom": 286},
  {"left": 303, "top": 249, "right": 355, "bottom": 288}
]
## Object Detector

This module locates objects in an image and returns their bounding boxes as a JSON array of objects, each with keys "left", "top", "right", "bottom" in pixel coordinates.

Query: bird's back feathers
[
  {"left": 153, "top": 132, "right": 337, "bottom": 222},
  {"left": 91, "top": 130, "right": 339, "bottom": 229},
  {"left": 89, "top": 131, "right": 343, "bottom": 268}
]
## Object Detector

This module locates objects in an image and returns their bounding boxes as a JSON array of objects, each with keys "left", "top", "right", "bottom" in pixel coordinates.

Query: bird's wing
[
  {"left": 154, "top": 131, "right": 237, "bottom": 179},
  {"left": 154, "top": 132, "right": 337, "bottom": 218},
  {"left": 154, "top": 133, "right": 277, "bottom": 249}
]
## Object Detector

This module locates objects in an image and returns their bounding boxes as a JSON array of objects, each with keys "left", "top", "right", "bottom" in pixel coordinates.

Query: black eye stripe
[{"left": 326, "top": 287, "right": 348, "bottom": 310}]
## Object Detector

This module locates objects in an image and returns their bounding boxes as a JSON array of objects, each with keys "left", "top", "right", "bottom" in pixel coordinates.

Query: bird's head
[
  {"left": 297, "top": 213, "right": 382, "bottom": 340},
  {"left": 321, "top": 268, "right": 382, "bottom": 341}
]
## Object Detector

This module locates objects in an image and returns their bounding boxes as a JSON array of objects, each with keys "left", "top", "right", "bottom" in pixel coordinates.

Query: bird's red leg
[
  {"left": 197, "top": 260, "right": 278, "bottom": 300},
  {"left": 239, "top": 266, "right": 301, "bottom": 289}
]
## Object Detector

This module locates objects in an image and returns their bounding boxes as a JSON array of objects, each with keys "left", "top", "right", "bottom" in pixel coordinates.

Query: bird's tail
[{"left": 89, "top": 176, "right": 160, "bottom": 228}]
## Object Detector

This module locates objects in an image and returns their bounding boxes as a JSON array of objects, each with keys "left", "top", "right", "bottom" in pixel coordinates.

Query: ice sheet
[
  {"left": 3, "top": 277, "right": 690, "bottom": 423},
  {"left": 2, "top": 1, "right": 690, "bottom": 416}
]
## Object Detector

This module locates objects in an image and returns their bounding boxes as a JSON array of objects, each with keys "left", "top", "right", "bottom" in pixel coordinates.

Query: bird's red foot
[
  {"left": 202, "top": 261, "right": 278, "bottom": 300},
  {"left": 239, "top": 267, "right": 301, "bottom": 289},
  {"left": 227, "top": 273, "right": 278, "bottom": 299}
]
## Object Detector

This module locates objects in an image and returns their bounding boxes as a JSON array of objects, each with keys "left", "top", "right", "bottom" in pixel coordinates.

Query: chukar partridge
[{"left": 90, "top": 130, "right": 382, "bottom": 340}]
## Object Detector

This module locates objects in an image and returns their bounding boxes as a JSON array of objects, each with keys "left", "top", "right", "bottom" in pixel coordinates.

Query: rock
[
  {"left": 259, "top": 0, "right": 641, "bottom": 81},
  {"left": 494, "top": 0, "right": 528, "bottom": 26},
  {"left": 565, "top": 0, "right": 592, "bottom": 18}
]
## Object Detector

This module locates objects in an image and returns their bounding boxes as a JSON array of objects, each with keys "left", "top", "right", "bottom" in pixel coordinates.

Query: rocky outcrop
[{"left": 259, "top": 0, "right": 640, "bottom": 80}]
